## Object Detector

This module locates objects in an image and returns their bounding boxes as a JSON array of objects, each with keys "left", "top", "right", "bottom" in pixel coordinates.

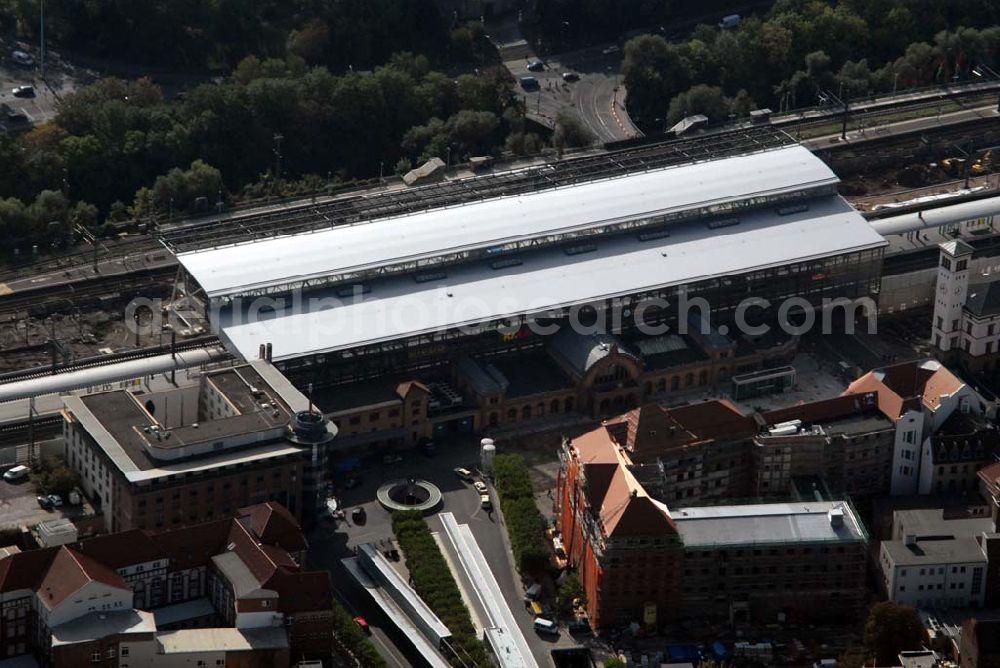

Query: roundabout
[{"left": 376, "top": 478, "right": 443, "bottom": 514}]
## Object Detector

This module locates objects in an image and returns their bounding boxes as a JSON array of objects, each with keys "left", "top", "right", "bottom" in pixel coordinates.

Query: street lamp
[{"left": 972, "top": 64, "right": 1000, "bottom": 112}]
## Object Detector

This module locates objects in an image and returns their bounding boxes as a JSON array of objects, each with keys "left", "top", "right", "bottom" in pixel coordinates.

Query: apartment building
[
  {"left": 62, "top": 361, "right": 337, "bottom": 532},
  {"left": 879, "top": 508, "right": 999, "bottom": 610},
  {"left": 0, "top": 502, "right": 330, "bottom": 666}
]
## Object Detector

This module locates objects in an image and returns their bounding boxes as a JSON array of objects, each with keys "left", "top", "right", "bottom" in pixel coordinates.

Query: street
[
  {"left": 309, "top": 439, "right": 578, "bottom": 667},
  {"left": 508, "top": 46, "right": 638, "bottom": 143}
]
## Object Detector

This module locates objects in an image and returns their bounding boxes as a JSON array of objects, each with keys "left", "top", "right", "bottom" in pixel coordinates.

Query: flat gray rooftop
[
  {"left": 216, "top": 194, "right": 885, "bottom": 362},
  {"left": 883, "top": 535, "right": 988, "bottom": 567},
  {"left": 674, "top": 501, "right": 868, "bottom": 548},
  {"left": 64, "top": 361, "right": 309, "bottom": 482}
]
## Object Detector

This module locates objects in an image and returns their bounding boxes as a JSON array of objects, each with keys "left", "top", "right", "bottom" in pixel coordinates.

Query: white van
[
  {"left": 533, "top": 618, "right": 559, "bottom": 636},
  {"left": 3, "top": 465, "right": 29, "bottom": 482},
  {"left": 718, "top": 14, "right": 741, "bottom": 29}
]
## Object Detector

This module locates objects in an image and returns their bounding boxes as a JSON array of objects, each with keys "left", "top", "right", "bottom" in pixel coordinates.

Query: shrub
[
  {"left": 391, "top": 511, "right": 489, "bottom": 667},
  {"left": 492, "top": 454, "right": 551, "bottom": 577},
  {"left": 331, "top": 601, "right": 387, "bottom": 667}
]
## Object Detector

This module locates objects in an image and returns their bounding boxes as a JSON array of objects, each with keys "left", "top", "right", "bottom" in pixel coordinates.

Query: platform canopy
[
  {"left": 213, "top": 194, "right": 886, "bottom": 362},
  {"left": 178, "top": 144, "right": 839, "bottom": 300}
]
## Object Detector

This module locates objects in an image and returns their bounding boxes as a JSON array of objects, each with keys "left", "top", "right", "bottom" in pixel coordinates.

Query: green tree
[
  {"left": 864, "top": 602, "right": 927, "bottom": 666},
  {"left": 666, "top": 85, "right": 732, "bottom": 127},
  {"left": 557, "top": 573, "right": 586, "bottom": 616},
  {"left": 553, "top": 110, "right": 595, "bottom": 151},
  {"left": 32, "top": 456, "right": 81, "bottom": 498},
  {"left": 622, "top": 35, "right": 691, "bottom": 128}
]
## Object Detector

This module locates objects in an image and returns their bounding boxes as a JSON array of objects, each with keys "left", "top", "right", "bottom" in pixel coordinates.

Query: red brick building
[{"left": 556, "top": 403, "right": 870, "bottom": 628}]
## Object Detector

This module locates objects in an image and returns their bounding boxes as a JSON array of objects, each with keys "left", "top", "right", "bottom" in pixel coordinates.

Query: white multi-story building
[
  {"left": 932, "top": 239, "right": 1000, "bottom": 371},
  {"left": 879, "top": 508, "right": 995, "bottom": 609}
]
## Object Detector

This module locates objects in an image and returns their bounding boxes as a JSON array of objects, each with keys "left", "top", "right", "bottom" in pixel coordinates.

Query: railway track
[
  {"left": 0, "top": 415, "right": 62, "bottom": 446},
  {"left": 0, "top": 265, "right": 176, "bottom": 319},
  {"left": 0, "top": 335, "right": 221, "bottom": 384}
]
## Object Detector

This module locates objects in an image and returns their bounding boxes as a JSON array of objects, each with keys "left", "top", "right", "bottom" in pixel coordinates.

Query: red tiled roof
[
  {"left": 73, "top": 530, "right": 160, "bottom": 569},
  {"left": 978, "top": 461, "right": 1000, "bottom": 497},
  {"left": 762, "top": 392, "right": 880, "bottom": 426},
  {"left": 598, "top": 466, "right": 675, "bottom": 537},
  {"left": 0, "top": 548, "right": 57, "bottom": 594},
  {"left": 153, "top": 518, "right": 232, "bottom": 571},
  {"left": 37, "top": 547, "right": 129, "bottom": 610},
  {"left": 617, "top": 401, "right": 755, "bottom": 459},
  {"left": 237, "top": 502, "right": 307, "bottom": 553},
  {"left": 845, "top": 360, "right": 965, "bottom": 419},
  {"left": 395, "top": 381, "right": 429, "bottom": 398}
]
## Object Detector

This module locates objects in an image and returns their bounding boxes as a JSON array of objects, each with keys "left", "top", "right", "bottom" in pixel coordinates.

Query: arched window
[
  {"left": 507, "top": 408, "right": 517, "bottom": 421},
  {"left": 564, "top": 397, "right": 575, "bottom": 413},
  {"left": 550, "top": 399, "right": 560, "bottom": 414},
  {"left": 488, "top": 412, "right": 499, "bottom": 427},
  {"left": 522, "top": 405, "right": 532, "bottom": 420}
]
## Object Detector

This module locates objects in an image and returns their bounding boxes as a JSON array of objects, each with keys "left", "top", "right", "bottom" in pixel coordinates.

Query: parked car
[
  {"left": 480, "top": 493, "right": 492, "bottom": 510},
  {"left": 533, "top": 617, "right": 559, "bottom": 636},
  {"left": 519, "top": 76, "right": 539, "bottom": 90},
  {"left": 351, "top": 506, "right": 367, "bottom": 524},
  {"left": 48, "top": 494, "right": 63, "bottom": 507},
  {"left": 11, "top": 85, "right": 34, "bottom": 98},
  {"left": 601, "top": 45, "right": 620, "bottom": 55},
  {"left": 11, "top": 50, "right": 33, "bottom": 66},
  {"left": 36, "top": 495, "right": 52, "bottom": 509},
  {"left": 568, "top": 619, "right": 592, "bottom": 634},
  {"left": 353, "top": 616, "right": 370, "bottom": 634},
  {"left": 3, "top": 465, "right": 29, "bottom": 482},
  {"left": 473, "top": 480, "right": 488, "bottom": 494},
  {"left": 527, "top": 59, "right": 545, "bottom": 72},
  {"left": 561, "top": 72, "right": 580, "bottom": 82},
  {"left": 381, "top": 453, "right": 403, "bottom": 465},
  {"left": 420, "top": 440, "right": 436, "bottom": 457},
  {"left": 454, "top": 467, "right": 473, "bottom": 481}
]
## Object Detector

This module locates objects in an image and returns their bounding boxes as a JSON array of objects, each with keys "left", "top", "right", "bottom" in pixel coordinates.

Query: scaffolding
[{"left": 158, "top": 126, "right": 795, "bottom": 253}]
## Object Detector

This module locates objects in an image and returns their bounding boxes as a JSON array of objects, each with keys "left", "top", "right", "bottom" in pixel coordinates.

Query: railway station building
[{"left": 162, "top": 130, "right": 887, "bottom": 443}]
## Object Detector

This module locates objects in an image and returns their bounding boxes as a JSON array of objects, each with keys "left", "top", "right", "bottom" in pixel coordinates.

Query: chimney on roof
[
  {"left": 265, "top": 343, "right": 273, "bottom": 362},
  {"left": 630, "top": 489, "right": 638, "bottom": 498},
  {"left": 259, "top": 344, "right": 266, "bottom": 360}
]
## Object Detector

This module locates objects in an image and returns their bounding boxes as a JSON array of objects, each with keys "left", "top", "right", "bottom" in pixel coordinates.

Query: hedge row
[
  {"left": 492, "top": 453, "right": 551, "bottom": 576},
  {"left": 391, "top": 511, "right": 489, "bottom": 667},
  {"left": 331, "top": 600, "right": 388, "bottom": 668}
]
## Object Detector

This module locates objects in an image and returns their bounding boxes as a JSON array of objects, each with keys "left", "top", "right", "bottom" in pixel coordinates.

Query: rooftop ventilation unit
[
  {"left": 637, "top": 229, "right": 670, "bottom": 242},
  {"left": 777, "top": 203, "right": 810, "bottom": 216},
  {"left": 414, "top": 271, "right": 447, "bottom": 283},
  {"left": 707, "top": 217, "right": 740, "bottom": 230},
  {"left": 490, "top": 257, "right": 523, "bottom": 270},
  {"left": 564, "top": 243, "right": 597, "bottom": 256}
]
